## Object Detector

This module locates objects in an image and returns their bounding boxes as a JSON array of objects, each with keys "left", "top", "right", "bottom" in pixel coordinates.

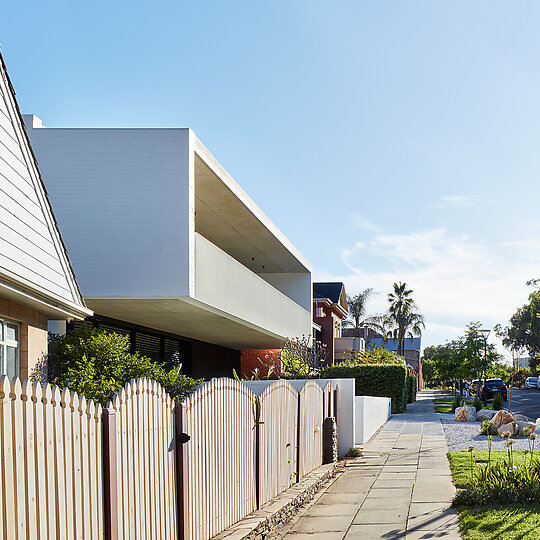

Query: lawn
[
  {"left": 433, "top": 397, "right": 492, "bottom": 414},
  {"left": 448, "top": 450, "right": 540, "bottom": 539}
]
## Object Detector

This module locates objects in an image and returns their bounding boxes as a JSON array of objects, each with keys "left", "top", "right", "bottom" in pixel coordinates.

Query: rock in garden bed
[{"left": 442, "top": 409, "right": 540, "bottom": 452}]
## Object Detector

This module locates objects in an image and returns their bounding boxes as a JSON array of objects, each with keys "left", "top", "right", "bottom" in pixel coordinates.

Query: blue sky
[{"left": 2, "top": 1, "right": 540, "bottom": 353}]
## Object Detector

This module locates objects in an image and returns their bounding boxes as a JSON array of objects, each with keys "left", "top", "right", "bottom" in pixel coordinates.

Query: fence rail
[{"left": 0, "top": 376, "right": 336, "bottom": 540}]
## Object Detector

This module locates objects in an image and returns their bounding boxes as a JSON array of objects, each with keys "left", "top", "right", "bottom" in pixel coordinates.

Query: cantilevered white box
[{"left": 25, "top": 117, "right": 312, "bottom": 355}]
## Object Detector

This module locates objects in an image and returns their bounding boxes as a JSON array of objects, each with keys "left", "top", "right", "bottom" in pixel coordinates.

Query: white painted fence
[
  {"left": 106, "top": 379, "right": 177, "bottom": 540},
  {"left": 178, "top": 378, "right": 257, "bottom": 540},
  {"left": 298, "top": 380, "right": 324, "bottom": 478},
  {"left": 0, "top": 375, "right": 338, "bottom": 540},
  {"left": 258, "top": 379, "right": 299, "bottom": 506},
  {"left": 0, "top": 376, "right": 103, "bottom": 540}
]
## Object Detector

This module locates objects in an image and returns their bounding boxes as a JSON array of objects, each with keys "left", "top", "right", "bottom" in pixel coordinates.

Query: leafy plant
[
  {"left": 472, "top": 395, "right": 484, "bottom": 412},
  {"left": 407, "top": 373, "right": 417, "bottom": 403},
  {"left": 262, "top": 335, "right": 327, "bottom": 379},
  {"left": 345, "top": 447, "right": 363, "bottom": 458},
  {"left": 480, "top": 420, "right": 497, "bottom": 436},
  {"left": 37, "top": 327, "right": 202, "bottom": 405},
  {"left": 452, "top": 395, "right": 464, "bottom": 412},
  {"left": 492, "top": 392, "right": 504, "bottom": 411}
]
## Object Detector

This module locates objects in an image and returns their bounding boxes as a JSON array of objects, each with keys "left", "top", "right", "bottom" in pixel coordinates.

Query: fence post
[
  {"left": 296, "top": 390, "right": 301, "bottom": 483},
  {"left": 103, "top": 408, "right": 118, "bottom": 540},
  {"left": 255, "top": 398, "right": 260, "bottom": 509},
  {"left": 175, "top": 402, "right": 189, "bottom": 540}
]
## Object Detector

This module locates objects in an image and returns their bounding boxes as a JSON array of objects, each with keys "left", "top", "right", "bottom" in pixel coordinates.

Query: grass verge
[
  {"left": 434, "top": 397, "right": 493, "bottom": 414},
  {"left": 449, "top": 450, "right": 540, "bottom": 539}
]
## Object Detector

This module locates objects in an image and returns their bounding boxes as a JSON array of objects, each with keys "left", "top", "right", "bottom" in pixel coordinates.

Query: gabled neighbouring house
[
  {"left": 0, "top": 54, "right": 91, "bottom": 379},
  {"left": 313, "top": 282, "right": 351, "bottom": 365},
  {"left": 25, "top": 116, "right": 312, "bottom": 378}
]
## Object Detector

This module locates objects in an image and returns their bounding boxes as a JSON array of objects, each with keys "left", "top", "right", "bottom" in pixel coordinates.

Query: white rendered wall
[
  {"left": 258, "top": 273, "right": 312, "bottom": 312},
  {"left": 25, "top": 124, "right": 192, "bottom": 298},
  {"left": 355, "top": 396, "right": 392, "bottom": 445},
  {"left": 194, "top": 234, "right": 311, "bottom": 339}
]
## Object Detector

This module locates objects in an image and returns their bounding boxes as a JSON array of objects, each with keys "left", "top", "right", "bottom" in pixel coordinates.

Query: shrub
[
  {"left": 472, "top": 395, "right": 483, "bottom": 412},
  {"left": 321, "top": 363, "right": 408, "bottom": 413},
  {"left": 408, "top": 374, "right": 417, "bottom": 403},
  {"left": 492, "top": 392, "right": 504, "bottom": 411},
  {"left": 479, "top": 419, "right": 497, "bottom": 436},
  {"left": 345, "top": 447, "right": 363, "bottom": 458},
  {"left": 346, "top": 347, "right": 405, "bottom": 365},
  {"left": 451, "top": 395, "right": 464, "bottom": 412},
  {"left": 36, "top": 327, "right": 202, "bottom": 406}
]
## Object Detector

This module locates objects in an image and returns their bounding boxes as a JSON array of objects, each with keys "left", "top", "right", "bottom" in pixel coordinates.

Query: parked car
[
  {"left": 470, "top": 379, "right": 481, "bottom": 395},
  {"left": 525, "top": 377, "right": 538, "bottom": 389},
  {"left": 480, "top": 379, "right": 508, "bottom": 401}
]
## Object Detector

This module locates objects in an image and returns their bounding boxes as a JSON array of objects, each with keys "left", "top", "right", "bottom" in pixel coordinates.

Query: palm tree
[
  {"left": 384, "top": 282, "right": 425, "bottom": 356},
  {"left": 345, "top": 288, "right": 381, "bottom": 337}
]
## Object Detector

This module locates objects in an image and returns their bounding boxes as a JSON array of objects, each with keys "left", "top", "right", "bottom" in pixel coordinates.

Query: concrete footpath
[{"left": 281, "top": 391, "right": 461, "bottom": 539}]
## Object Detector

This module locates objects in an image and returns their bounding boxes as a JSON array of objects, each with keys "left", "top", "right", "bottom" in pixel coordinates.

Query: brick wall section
[
  {"left": 0, "top": 297, "right": 48, "bottom": 378},
  {"left": 240, "top": 349, "right": 282, "bottom": 378}
]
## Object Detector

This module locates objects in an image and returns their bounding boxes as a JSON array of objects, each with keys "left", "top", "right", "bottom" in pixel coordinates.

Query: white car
[{"left": 525, "top": 377, "right": 538, "bottom": 389}]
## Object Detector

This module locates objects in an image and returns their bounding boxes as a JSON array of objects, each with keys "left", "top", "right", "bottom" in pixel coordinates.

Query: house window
[
  {"left": 316, "top": 307, "right": 325, "bottom": 318},
  {"left": 0, "top": 319, "right": 20, "bottom": 379},
  {"left": 334, "top": 320, "right": 342, "bottom": 338}
]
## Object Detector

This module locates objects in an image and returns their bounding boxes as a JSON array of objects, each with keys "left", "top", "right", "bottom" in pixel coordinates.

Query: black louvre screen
[{"left": 134, "top": 332, "right": 161, "bottom": 363}]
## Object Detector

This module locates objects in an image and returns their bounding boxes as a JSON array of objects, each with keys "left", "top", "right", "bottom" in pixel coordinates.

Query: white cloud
[
  {"left": 315, "top": 227, "right": 537, "bottom": 354},
  {"left": 439, "top": 194, "right": 475, "bottom": 207}
]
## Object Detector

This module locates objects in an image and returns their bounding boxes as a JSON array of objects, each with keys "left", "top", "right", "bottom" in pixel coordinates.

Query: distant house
[
  {"left": 343, "top": 326, "right": 422, "bottom": 386},
  {"left": 25, "top": 115, "right": 312, "bottom": 379},
  {"left": 0, "top": 54, "right": 91, "bottom": 379},
  {"left": 313, "top": 282, "right": 354, "bottom": 364}
]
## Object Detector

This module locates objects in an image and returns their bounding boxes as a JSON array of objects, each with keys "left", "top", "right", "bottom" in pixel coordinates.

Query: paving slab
[{"left": 281, "top": 391, "right": 461, "bottom": 540}]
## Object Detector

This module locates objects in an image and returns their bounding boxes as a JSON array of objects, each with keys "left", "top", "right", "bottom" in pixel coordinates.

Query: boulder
[
  {"left": 517, "top": 420, "right": 537, "bottom": 436},
  {"left": 476, "top": 409, "right": 496, "bottom": 422},
  {"left": 514, "top": 413, "right": 532, "bottom": 423},
  {"left": 455, "top": 405, "right": 476, "bottom": 422},
  {"left": 498, "top": 421, "right": 519, "bottom": 437},
  {"left": 491, "top": 410, "right": 515, "bottom": 430}
]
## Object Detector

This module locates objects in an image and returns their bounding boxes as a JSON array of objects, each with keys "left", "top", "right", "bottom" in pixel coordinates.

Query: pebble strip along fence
[{"left": 0, "top": 376, "right": 335, "bottom": 540}]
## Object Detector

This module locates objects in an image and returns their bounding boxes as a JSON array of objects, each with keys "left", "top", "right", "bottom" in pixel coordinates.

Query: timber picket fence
[{"left": 0, "top": 376, "right": 335, "bottom": 540}]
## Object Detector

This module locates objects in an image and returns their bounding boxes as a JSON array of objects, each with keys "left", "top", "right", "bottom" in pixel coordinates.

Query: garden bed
[
  {"left": 441, "top": 414, "right": 540, "bottom": 451},
  {"left": 448, "top": 450, "right": 540, "bottom": 540}
]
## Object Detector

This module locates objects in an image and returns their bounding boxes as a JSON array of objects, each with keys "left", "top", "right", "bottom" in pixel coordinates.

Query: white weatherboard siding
[
  {"left": 26, "top": 119, "right": 311, "bottom": 348},
  {"left": 0, "top": 60, "right": 89, "bottom": 319}
]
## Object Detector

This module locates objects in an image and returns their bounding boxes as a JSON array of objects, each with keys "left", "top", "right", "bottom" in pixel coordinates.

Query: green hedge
[
  {"left": 321, "top": 363, "right": 409, "bottom": 413},
  {"left": 408, "top": 373, "right": 417, "bottom": 404}
]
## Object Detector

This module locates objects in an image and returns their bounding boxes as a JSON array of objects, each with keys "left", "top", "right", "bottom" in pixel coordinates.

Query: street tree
[{"left": 500, "top": 280, "right": 540, "bottom": 373}]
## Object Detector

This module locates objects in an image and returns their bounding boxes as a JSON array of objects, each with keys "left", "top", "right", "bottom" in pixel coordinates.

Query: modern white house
[
  {"left": 0, "top": 54, "right": 91, "bottom": 379},
  {"left": 25, "top": 116, "right": 312, "bottom": 378}
]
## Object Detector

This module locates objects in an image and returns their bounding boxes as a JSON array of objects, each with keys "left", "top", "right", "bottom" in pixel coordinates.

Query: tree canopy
[{"left": 383, "top": 282, "right": 425, "bottom": 356}]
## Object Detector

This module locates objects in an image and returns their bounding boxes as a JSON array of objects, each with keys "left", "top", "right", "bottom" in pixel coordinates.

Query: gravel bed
[{"left": 440, "top": 413, "right": 540, "bottom": 452}]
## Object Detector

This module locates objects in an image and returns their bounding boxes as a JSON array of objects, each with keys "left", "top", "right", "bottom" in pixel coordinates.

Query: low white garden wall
[{"left": 355, "top": 396, "right": 392, "bottom": 444}]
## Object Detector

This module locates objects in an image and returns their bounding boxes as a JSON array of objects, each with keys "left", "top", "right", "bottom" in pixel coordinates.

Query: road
[{"left": 507, "top": 388, "right": 540, "bottom": 420}]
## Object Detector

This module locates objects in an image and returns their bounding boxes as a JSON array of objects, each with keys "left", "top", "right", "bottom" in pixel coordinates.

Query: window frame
[{"left": 0, "top": 318, "right": 20, "bottom": 379}]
